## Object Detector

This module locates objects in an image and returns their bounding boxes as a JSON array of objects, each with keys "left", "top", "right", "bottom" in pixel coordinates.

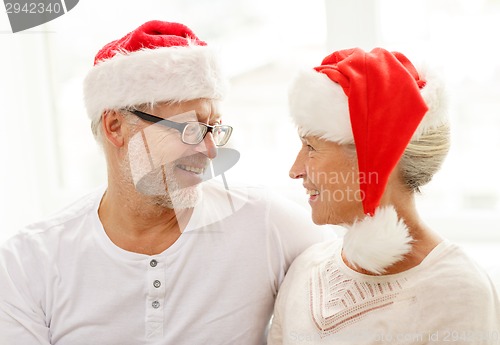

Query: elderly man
[{"left": 0, "top": 20, "right": 324, "bottom": 345}]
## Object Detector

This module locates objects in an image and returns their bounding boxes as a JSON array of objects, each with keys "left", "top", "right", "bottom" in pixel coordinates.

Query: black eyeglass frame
[{"left": 126, "top": 109, "right": 233, "bottom": 147}]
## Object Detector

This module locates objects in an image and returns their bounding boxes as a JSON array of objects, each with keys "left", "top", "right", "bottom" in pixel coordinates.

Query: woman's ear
[{"left": 101, "top": 110, "right": 127, "bottom": 147}]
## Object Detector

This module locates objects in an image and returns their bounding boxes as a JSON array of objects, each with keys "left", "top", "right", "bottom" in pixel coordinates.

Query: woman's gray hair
[
  {"left": 399, "top": 124, "right": 450, "bottom": 192},
  {"left": 340, "top": 124, "right": 450, "bottom": 193}
]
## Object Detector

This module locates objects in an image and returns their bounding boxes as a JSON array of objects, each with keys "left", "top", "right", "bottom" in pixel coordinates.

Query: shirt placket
[{"left": 145, "top": 257, "right": 165, "bottom": 339}]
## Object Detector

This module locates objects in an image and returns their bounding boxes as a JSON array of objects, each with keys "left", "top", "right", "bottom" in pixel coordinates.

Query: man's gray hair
[{"left": 90, "top": 105, "right": 146, "bottom": 145}]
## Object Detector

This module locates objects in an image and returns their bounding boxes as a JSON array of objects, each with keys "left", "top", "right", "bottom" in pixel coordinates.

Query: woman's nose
[{"left": 289, "top": 153, "right": 306, "bottom": 179}]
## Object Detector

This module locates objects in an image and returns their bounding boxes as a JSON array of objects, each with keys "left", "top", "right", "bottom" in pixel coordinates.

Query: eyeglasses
[{"left": 127, "top": 109, "right": 233, "bottom": 147}]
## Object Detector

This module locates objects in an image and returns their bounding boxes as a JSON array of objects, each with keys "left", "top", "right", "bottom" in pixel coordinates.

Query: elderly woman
[{"left": 268, "top": 48, "right": 500, "bottom": 344}]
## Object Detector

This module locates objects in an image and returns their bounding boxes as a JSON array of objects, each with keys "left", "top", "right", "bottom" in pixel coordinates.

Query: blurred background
[{"left": 1, "top": 0, "right": 499, "bottom": 284}]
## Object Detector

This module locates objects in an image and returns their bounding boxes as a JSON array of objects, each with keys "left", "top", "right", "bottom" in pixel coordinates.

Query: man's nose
[{"left": 195, "top": 132, "right": 218, "bottom": 159}]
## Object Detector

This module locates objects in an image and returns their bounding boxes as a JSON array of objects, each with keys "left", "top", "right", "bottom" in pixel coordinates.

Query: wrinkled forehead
[{"left": 154, "top": 99, "right": 221, "bottom": 123}]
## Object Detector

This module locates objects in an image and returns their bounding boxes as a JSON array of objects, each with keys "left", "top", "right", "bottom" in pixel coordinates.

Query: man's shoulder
[
  {"left": 203, "top": 180, "right": 268, "bottom": 199},
  {"left": 2, "top": 186, "right": 105, "bottom": 250},
  {"left": 200, "top": 180, "right": 279, "bottom": 213}
]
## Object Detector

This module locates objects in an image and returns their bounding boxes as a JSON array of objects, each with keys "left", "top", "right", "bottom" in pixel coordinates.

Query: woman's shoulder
[
  {"left": 420, "top": 241, "right": 493, "bottom": 281},
  {"left": 415, "top": 241, "right": 500, "bottom": 305},
  {"left": 289, "top": 238, "right": 343, "bottom": 270}
]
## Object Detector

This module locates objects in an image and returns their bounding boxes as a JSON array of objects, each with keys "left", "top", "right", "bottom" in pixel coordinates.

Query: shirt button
[
  {"left": 150, "top": 259, "right": 158, "bottom": 267},
  {"left": 152, "top": 301, "right": 160, "bottom": 309},
  {"left": 153, "top": 280, "right": 161, "bottom": 288}
]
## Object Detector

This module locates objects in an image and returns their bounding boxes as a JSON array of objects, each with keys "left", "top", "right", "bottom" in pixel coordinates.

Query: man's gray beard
[{"left": 122, "top": 157, "right": 201, "bottom": 210}]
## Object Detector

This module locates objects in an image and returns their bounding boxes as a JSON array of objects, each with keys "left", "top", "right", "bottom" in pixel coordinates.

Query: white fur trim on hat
[
  {"left": 288, "top": 67, "right": 448, "bottom": 143},
  {"left": 412, "top": 65, "right": 449, "bottom": 140},
  {"left": 83, "top": 44, "right": 228, "bottom": 122},
  {"left": 288, "top": 70, "right": 354, "bottom": 144},
  {"left": 342, "top": 206, "right": 413, "bottom": 275}
]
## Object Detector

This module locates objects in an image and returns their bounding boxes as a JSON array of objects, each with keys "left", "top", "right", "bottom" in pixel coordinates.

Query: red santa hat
[
  {"left": 83, "top": 20, "right": 227, "bottom": 122},
  {"left": 289, "top": 48, "right": 448, "bottom": 274}
]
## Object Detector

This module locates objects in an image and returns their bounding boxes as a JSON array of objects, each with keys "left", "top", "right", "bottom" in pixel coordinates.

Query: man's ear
[{"left": 101, "top": 110, "right": 127, "bottom": 147}]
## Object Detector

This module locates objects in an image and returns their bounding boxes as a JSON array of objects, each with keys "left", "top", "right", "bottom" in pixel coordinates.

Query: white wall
[{"left": 1, "top": 0, "right": 499, "bottom": 253}]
